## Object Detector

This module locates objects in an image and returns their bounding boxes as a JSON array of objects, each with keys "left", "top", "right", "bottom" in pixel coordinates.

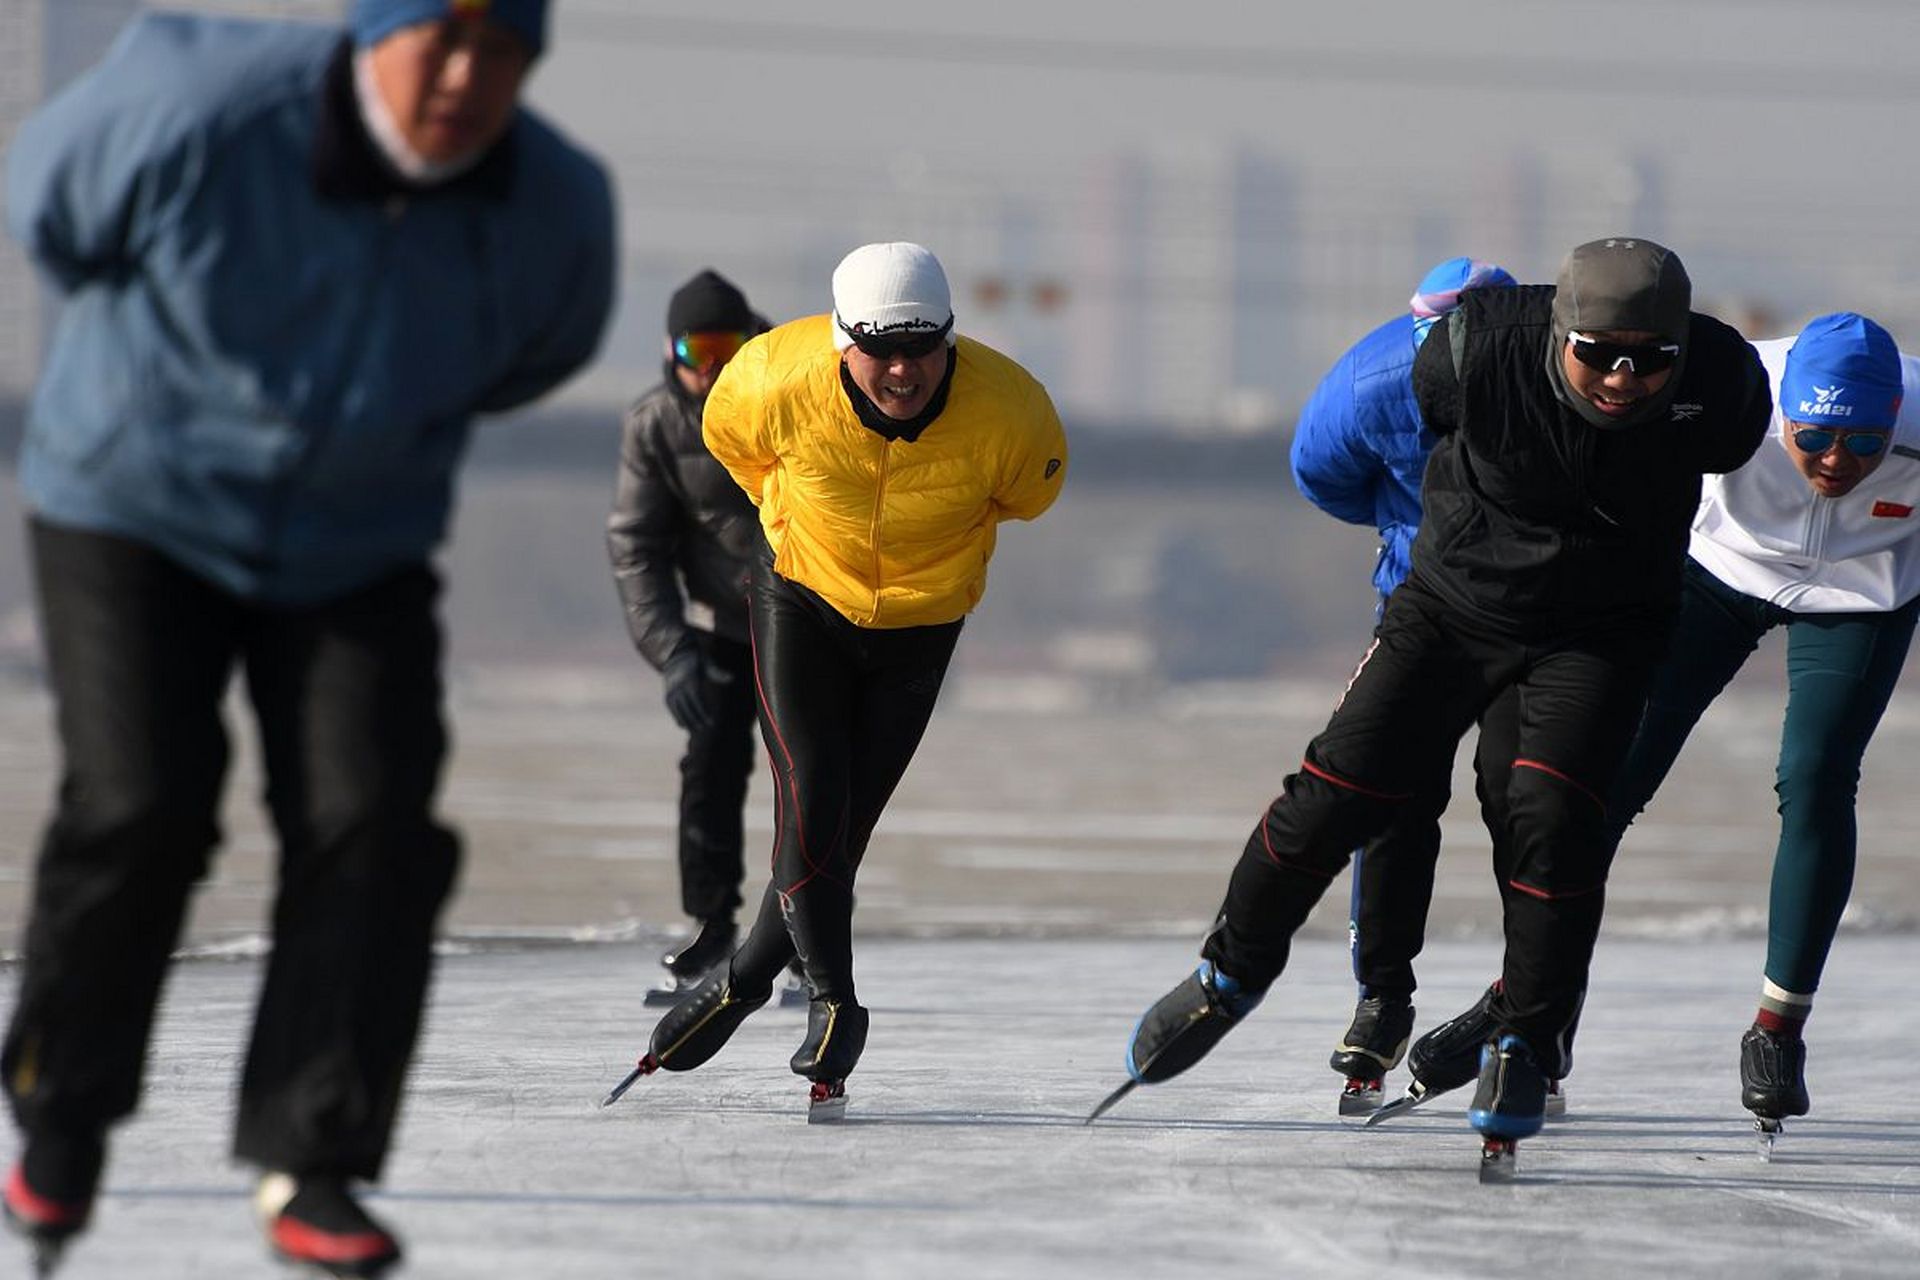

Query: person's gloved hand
[{"left": 661, "top": 649, "right": 715, "bottom": 734}]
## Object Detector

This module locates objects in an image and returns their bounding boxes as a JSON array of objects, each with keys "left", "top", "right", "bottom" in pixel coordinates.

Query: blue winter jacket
[
  {"left": 6, "top": 14, "right": 617, "bottom": 604},
  {"left": 1288, "top": 314, "right": 1431, "bottom": 602}
]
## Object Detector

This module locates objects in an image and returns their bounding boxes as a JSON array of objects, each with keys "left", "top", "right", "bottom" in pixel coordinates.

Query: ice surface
[{"left": 9, "top": 934, "right": 1917, "bottom": 1279}]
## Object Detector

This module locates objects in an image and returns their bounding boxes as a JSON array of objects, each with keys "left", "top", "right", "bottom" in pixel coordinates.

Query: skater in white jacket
[{"left": 1600, "top": 311, "right": 1918, "bottom": 1140}]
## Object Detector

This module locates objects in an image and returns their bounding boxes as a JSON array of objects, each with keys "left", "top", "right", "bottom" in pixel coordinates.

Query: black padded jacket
[{"left": 1409, "top": 286, "right": 1771, "bottom": 639}]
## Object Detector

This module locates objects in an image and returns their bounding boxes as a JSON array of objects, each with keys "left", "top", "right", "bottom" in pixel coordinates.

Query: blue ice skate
[
  {"left": 1468, "top": 1033, "right": 1547, "bottom": 1141},
  {"left": 1087, "top": 960, "right": 1266, "bottom": 1123}
]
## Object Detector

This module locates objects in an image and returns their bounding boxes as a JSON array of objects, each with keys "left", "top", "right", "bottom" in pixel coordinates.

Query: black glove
[{"left": 661, "top": 648, "right": 715, "bottom": 734}]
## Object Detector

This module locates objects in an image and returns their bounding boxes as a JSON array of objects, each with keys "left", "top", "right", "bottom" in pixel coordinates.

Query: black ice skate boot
[
  {"left": 662, "top": 917, "right": 736, "bottom": 982},
  {"left": 1331, "top": 993, "right": 1415, "bottom": 1116},
  {"left": 1127, "top": 960, "right": 1266, "bottom": 1085},
  {"left": 648, "top": 966, "right": 774, "bottom": 1072},
  {"left": 1407, "top": 982, "right": 1499, "bottom": 1095},
  {"left": 1740, "top": 1023, "right": 1810, "bottom": 1120},
  {"left": 4, "top": 1128, "right": 104, "bottom": 1277},
  {"left": 646, "top": 917, "right": 739, "bottom": 1006},
  {"left": 255, "top": 1172, "right": 402, "bottom": 1279},
  {"left": 792, "top": 998, "right": 870, "bottom": 1123},
  {"left": 1741, "top": 1023, "right": 1808, "bottom": 1159}
]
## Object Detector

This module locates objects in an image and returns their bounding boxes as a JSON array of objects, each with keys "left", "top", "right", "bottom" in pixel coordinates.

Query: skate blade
[
  {"left": 599, "top": 1055, "right": 659, "bottom": 1108},
  {"left": 808, "top": 1081, "right": 848, "bottom": 1124},
  {"left": 1362, "top": 1083, "right": 1445, "bottom": 1128},
  {"left": 1478, "top": 1137, "right": 1518, "bottom": 1183},
  {"left": 1754, "top": 1117, "right": 1784, "bottom": 1162},
  {"left": 1338, "top": 1079, "right": 1383, "bottom": 1117},
  {"left": 1084, "top": 1079, "right": 1138, "bottom": 1125}
]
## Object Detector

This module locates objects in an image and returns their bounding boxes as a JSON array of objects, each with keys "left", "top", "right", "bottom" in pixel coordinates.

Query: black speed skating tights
[{"left": 728, "top": 554, "right": 961, "bottom": 1003}]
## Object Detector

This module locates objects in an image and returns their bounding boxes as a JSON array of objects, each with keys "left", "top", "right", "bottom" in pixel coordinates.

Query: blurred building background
[{"left": 2, "top": 0, "right": 1917, "bottom": 690}]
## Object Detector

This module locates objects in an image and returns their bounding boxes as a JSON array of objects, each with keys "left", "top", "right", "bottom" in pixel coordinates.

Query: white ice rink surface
[{"left": 9, "top": 934, "right": 1918, "bottom": 1280}]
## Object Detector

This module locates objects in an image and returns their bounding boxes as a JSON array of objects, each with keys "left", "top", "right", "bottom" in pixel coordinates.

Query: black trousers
[
  {"left": 1349, "top": 687, "right": 1519, "bottom": 999},
  {"left": 1204, "top": 576, "right": 1661, "bottom": 1076},
  {"left": 674, "top": 631, "right": 758, "bottom": 922},
  {"left": 2, "top": 522, "right": 460, "bottom": 1180},
  {"left": 729, "top": 554, "right": 961, "bottom": 1003}
]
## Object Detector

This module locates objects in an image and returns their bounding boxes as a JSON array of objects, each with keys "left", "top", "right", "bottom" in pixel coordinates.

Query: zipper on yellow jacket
[{"left": 867, "top": 439, "right": 891, "bottom": 626}]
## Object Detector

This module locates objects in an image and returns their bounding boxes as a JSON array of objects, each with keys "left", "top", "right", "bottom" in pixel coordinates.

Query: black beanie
[{"left": 666, "top": 269, "right": 753, "bottom": 336}]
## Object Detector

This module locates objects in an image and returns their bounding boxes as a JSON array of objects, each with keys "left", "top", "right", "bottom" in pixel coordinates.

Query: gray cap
[{"left": 1551, "top": 237, "right": 1691, "bottom": 342}]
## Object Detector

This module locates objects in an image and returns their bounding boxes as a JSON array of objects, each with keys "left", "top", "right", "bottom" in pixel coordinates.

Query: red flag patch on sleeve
[{"left": 1871, "top": 500, "right": 1913, "bottom": 518}]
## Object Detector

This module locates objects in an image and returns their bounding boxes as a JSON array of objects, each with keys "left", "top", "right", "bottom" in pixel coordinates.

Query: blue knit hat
[
  {"left": 351, "top": 0, "right": 548, "bottom": 57},
  {"left": 1409, "top": 257, "right": 1516, "bottom": 347},
  {"left": 1781, "top": 312, "right": 1904, "bottom": 428}
]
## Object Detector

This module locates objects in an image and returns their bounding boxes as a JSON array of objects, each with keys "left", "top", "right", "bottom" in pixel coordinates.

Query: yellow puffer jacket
[{"left": 703, "top": 314, "right": 1067, "bottom": 628}]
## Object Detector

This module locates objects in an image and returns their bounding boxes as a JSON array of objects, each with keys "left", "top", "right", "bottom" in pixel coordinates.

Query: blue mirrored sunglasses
[{"left": 1791, "top": 427, "right": 1889, "bottom": 457}]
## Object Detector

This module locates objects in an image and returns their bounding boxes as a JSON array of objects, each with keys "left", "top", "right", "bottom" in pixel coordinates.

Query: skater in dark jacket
[
  {"left": 609, "top": 270, "right": 768, "bottom": 995},
  {"left": 1290, "top": 255, "right": 1518, "bottom": 1109},
  {"left": 1105, "top": 239, "right": 1770, "bottom": 1161}
]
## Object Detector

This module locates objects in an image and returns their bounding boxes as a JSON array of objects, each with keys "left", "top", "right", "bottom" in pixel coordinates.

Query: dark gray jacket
[{"left": 607, "top": 372, "right": 762, "bottom": 668}]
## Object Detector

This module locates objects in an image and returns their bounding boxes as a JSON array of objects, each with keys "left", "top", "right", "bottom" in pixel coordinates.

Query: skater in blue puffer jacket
[{"left": 1, "top": 2, "right": 614, "bottom": 1274}]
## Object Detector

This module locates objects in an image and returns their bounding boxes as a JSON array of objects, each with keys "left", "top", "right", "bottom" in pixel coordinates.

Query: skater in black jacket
[
  {"left": 608, "top": 270, "right": 769, "bottom": 998},
  {"left": 1104, "top": 239, "right": 1771, "bottom": 1164}
]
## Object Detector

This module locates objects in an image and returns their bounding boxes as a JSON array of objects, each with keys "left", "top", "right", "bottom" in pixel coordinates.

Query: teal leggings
[{"left": 1610, "top": 559, "right": 1919, "bottom": 994}]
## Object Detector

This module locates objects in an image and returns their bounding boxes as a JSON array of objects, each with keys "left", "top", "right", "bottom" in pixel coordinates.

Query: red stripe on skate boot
[
  {"left": 270, "top": 1218, "right": 400, "bottom": 1266},
  {"left": 4, "top": 1162, "right": 90, "bottom": 1230}
]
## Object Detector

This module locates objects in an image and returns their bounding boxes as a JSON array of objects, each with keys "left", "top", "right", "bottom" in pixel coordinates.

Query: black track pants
[
  {"left": 1203, "top": 577, "right": 1660, "bottom": 1076},
  {"left": 2, "top": 522, "right": 460, "bottom": 1179},
  {"left": 728, "top": 556, "right": 961, "bottom": 1002},
  {"left": 674, "top": 632, "right": 758, "bottom": 922}
]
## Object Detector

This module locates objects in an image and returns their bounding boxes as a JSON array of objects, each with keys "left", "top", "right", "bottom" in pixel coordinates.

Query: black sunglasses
[
  {"left": 1791, "top": 426, "right": 1889, "bottom": 457},
  {"left": 840, "top": 316, "right": 952, "bottom": 360},
  {"left": 1567, "top": 330, "right": 1681, "bottom": 376}
]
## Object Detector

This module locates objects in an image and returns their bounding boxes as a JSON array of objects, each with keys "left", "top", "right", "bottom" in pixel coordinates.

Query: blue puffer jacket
[
  {"left": 1288, "top": 314, "right": 1430, "bottom": 601},
  {"left": 6, "top": 13, "right": 617, "bottom": 604}
]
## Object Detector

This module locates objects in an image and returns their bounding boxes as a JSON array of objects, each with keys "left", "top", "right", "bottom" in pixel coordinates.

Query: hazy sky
[
  {"left": 31, "top": 0, "right": 1920, "bottom": 419},
  {"left": 519, "top": 0, "right": 1920, "bottom": 409}
]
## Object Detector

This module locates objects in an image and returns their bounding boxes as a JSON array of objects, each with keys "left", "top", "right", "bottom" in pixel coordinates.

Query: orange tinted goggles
[{"left": 673, "top": 331, "right": 749, "bottom": 369}]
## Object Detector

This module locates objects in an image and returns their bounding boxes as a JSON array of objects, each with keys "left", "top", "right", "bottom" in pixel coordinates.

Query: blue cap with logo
[
  {"left": 1409, "top": 257, "right": 1516, "bottom": 347},
  {"left": 1781, "top": 312, "right": 1903, "bottom": 428},
  {"left": 351, "top": 0, "right": 548, "bottom": 57}
]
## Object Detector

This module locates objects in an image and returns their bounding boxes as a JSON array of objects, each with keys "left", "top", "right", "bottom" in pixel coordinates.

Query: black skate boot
[
  {"left": 792, "top": 998, "right": 869, "bottom": 1123},
  {"left": 603, "top": 964, "right": 776, "bottom": 1105},
  {"left": 4, "top": 1129, "right": 104, "bottom": 1278},
  {"left": 645, "top": 917, "right": 738, "bottom": 1006},
  {"left": 1331, "top": 993, "right": 1414, "bottom": 1116},
  {"left": 1365, "top": 982, "right": 1497, "bottom": 1126},
  {"left": 255, "top": 1172, "right": 402, "bottom": 1278},
  {"left": 1741, "top": 1024, "right": 1809, "bottom": 1159},
  {"left": 1468, "top": 1033, "right": 1547, "bottom": 1182},
  {"left": 1086, "top": 961, "right": 1266, "bottom": 1123}
]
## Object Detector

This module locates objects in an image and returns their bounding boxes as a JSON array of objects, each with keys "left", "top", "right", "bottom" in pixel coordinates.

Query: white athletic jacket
[{"left": 1690, "top": 338, "right": 1920, "bottom": 613}]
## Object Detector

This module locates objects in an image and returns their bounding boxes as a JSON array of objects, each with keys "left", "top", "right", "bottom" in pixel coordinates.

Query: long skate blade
[
  {"left": 1084, "top": 1079, "right": 1138, "bottom": 1125},
  {"left": 1338, "top": 1079, "right": 1384, "bottom": 1117},
  {"left": 1754, "top": 1117, "right": 1783, "bottom": 1162},
  {"left": 1363, "top": 1082, "right": 1447, "bottom": 1128},
  {"left": 600, "top": 1057, "right": 655, "bottom": 1108},
  {"left": 1478, "top": 1137, "right": 1518, "bottom": 1183}
]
